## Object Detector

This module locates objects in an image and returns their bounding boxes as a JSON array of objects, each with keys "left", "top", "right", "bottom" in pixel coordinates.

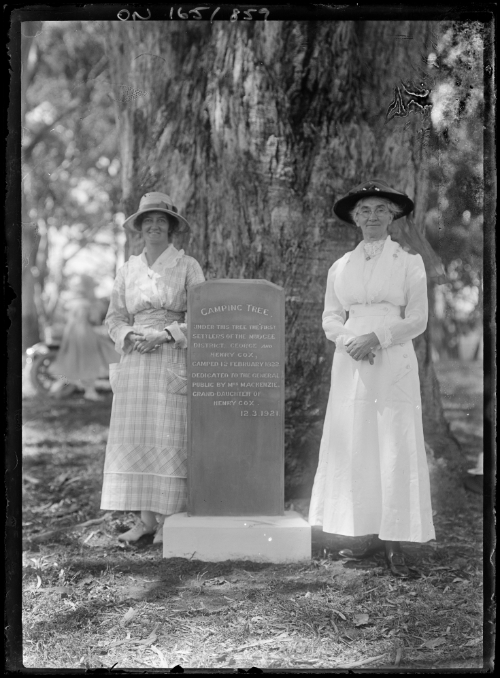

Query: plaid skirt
[{"left": 101, "top": 342, "right": 188, "bottom": 515}]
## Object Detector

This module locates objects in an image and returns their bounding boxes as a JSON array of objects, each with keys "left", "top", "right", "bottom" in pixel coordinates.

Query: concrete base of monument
[{"left": 162, "top": 510, "right": 311, "bottom": 563}]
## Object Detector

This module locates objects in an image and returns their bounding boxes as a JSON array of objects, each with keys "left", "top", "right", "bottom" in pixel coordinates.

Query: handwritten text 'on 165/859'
[{"left": 117, "top": 8, "right": 270, "bottom": 22}]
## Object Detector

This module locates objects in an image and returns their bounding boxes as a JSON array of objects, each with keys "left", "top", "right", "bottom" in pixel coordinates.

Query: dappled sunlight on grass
[{"left": 21, "top": 360, "right": 484, "bottom": 669}]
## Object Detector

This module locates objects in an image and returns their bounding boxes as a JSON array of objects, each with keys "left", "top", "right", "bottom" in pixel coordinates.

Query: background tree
[
  {"left": 100, "top": 19, "right": 481, "bottom": 495},
  {"left": 22, "top": 18, "right": 484, "bottom": 495},
  {"left": 21, "top": 20, "right": 43, "bottom": 351},
  {"left": 425, "top": 21, "right": 484, "bottom": 360},
  {"left": 21, "top": 21, "right": 121, "bottom": 350}
]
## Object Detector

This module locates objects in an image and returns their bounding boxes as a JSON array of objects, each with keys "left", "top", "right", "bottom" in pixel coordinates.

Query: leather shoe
[
  {"left": 385, "top": 542, "right": 409, "bottom": 578},
  {"left": 339, "top": 535, "right": 384, "bottom": 560}
]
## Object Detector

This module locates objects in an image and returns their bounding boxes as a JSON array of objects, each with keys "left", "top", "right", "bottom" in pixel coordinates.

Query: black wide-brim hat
[{"left": 333, "top": 179, "right": 414, "bottom": 225}]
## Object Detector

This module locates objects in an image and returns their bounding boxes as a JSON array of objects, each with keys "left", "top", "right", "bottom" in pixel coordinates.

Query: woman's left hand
[
  {"left": 139, "top": 329, "right": 164, "bottom": 343},
  {"left": 345, "top": 332, "right": 380, "bottom": 362}
]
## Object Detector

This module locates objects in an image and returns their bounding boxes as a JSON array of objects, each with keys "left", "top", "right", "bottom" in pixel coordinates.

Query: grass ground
[{"left": 20, "top": 360, "right": 486, "bottom": 670}]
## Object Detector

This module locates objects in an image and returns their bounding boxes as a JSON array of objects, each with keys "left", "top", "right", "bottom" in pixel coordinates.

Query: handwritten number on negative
[
  {"left": 167, "top": 7, "right": 269, "bottom": 21},
  {"left": 190, "top": 7, "right": 210, "bottom": 20}
]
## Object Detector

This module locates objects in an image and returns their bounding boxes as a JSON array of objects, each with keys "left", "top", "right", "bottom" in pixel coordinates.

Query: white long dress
[{"left": 308, "top": 236, "right": 435, "bottom": 543}]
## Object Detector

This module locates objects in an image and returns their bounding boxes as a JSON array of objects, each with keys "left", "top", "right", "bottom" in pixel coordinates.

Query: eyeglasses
[{"left": 357, "top": 206, "right": 390, "bottom": 219}]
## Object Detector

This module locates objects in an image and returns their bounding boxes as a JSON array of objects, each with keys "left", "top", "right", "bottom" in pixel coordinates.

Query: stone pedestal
[
  {"left": 164, "top": 279, "right": 312, "bottom": 563},
  {"left": 162, "top": 510, "right": 311, "bottom": 563}
]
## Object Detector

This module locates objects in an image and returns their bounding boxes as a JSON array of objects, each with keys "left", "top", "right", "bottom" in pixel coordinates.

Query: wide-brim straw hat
[
  {"left": 122, "top": 192, "right": 190, "bottom": 233},
  {"left": 334, "top": 179, "right": 414, "bottom": 225}
]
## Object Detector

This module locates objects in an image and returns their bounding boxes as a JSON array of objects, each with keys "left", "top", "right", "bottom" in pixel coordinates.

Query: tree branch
[
  {"left": 23, "top": 99, "right": 81, "bottom": 162},
  {"left": 61, "top": 222, "right": 105, "bottom": 264}
]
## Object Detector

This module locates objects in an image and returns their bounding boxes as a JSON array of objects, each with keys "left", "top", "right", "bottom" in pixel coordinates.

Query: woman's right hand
[
  {"left": 345, "top": 333, "right": 379, "bottom": 363},
  {"left": 134, "top": 336, "right": 162, "bottom": 354},
  {"left": 123, "top": 331, "right": 145, "bottom": 352},
  {"left": 344, "top": 338, "right": 376, "bottom": 365}
]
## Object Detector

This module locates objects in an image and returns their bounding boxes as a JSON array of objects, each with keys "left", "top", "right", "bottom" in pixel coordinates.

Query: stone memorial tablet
[{"left": 187, "top": 280, "right": 285, "bottom": 516}]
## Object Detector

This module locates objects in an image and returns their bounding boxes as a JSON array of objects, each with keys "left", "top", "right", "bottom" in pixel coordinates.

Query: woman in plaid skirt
[{"left": 101, "top": 192, "right": 205, "bottom": 544}]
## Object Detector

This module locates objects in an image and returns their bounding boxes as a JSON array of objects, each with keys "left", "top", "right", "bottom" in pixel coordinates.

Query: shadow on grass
[
  {"left": 25, "top": 554, "right": 333, "bottom": 636},
  {"left": 22, "top": 361, "right": 486, "bottom": 668},
  {"left": 23, "top": 393, "right": 114, "bottom": 429},
  {"left": 23, "top": 537, "right": 431, "bottom": 640}
]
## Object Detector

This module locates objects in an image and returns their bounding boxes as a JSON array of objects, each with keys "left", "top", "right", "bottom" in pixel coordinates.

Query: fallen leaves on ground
[
  {"left": 420, "top": 637, "right": 448, "bottom": 650},
  {"left": 20, "top": 361, "right": 485, "bottom": 670},
  {"left": 353, "top": 613, "right": 371, "bottom": 627}
]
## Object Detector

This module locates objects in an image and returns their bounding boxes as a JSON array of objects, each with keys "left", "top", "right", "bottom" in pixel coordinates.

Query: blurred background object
[
  {"left": 47, "top": 275, "right": 120, "bottom": 400},
  {"left": 25, "top": 274, "right": 119, "bottom": 399}
]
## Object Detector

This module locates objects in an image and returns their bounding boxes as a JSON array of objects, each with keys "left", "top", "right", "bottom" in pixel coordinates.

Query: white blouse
[
  {"left": 322, "top": 236, "right": 428, "bottom": 350},
  {"left": 106, "top": 244, "right": 205, "bottom": 354}
]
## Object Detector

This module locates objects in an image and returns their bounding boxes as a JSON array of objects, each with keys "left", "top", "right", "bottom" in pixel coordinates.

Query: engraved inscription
[
  {"left": 187, "top": 280, "right": 284, "bottom": 516},
  {"left": 189, "top": 310, "right": 282, "bottom": 415}
]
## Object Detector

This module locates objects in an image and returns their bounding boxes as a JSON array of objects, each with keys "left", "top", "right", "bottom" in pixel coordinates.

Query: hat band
[{"left": 142, "top": 201, "right": 178, "bottom": 213}]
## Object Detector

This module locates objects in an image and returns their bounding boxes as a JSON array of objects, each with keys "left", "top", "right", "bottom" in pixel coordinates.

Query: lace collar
[
  {"left": 363, "top": 239, "right": 386, "bottom": 260},
  {"left": 139, "top": 244, "right": 185, "bottom": 273},
  {"left": 334, "top": 236, "right": 402, "bottom": 305}
]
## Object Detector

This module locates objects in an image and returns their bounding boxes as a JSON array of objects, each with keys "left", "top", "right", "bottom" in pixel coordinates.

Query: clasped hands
[
  {"left": 126, "top": 329, "right": 169, "bottom": 354},
  {"left": 344, "top": 332, "right": 380, "bottom": 365}
]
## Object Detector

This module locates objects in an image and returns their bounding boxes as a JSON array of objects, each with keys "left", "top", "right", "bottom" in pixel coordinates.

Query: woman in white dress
[
  {"left": 101, "top": 192, "right": 205, "bottom": 544},
  {"left": 308, "top": 179, "right": 435, "bottom": 578}
]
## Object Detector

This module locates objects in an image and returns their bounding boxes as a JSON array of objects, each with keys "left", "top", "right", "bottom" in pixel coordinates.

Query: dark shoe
[
  {"left": 339, "top": 535, "right": 384, "bottom": 560},
  {"left": 385, "top": 542, "right": 409, "bottom": 578}
]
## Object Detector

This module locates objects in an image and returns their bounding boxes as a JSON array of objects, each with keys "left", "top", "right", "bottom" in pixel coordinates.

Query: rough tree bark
[{"left": 103, "top": 20, "right": 457, "bottom": 496}]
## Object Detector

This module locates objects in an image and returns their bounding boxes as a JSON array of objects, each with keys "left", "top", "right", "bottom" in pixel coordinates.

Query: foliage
[
  {"left": 21, "top": 20, "right": 485, "bottom": 474},
  {"left": 424, "top": 21, "right": 485, "bottom": 352},
  {"left": 23, "top": 21, "right": 122, "bottom": 329},
  {"left": 23, "top": 19, "right": 485, "bottom": 343}
]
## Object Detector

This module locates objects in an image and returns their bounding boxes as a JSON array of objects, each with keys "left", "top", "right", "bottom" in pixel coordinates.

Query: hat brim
[
  {"left": 334, "top": 191, "right": 414, "bottom": 225},
  {"left": 122, "top": 207, "right": 190, "bottom": 233}
]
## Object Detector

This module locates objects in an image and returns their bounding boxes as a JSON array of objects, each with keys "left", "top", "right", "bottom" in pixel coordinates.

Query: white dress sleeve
[
  {"left": 322, "top": 258, "right": 358, "bottom": 350},
  {"left": 373, "top": 253, "right": 428, "bottom": 348},
  {"left": 105, "top": 265, "right": 135, "bottom": 355}
]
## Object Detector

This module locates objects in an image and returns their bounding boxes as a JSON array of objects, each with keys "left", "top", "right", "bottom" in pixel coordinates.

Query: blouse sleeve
[
  {"left": 105, "top": 265, "right": 135, "bottom": 355},
  {"left": 322, "top": 257, "right": 358, "bottom": 350},
  {"left": 373, "top": 253, "right": 428, "bottom": 348},
  {"left": 165, "top": 257, "right": 205, "bottom": 349}
]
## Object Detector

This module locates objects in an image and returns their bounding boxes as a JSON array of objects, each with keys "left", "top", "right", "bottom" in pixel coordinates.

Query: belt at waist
[
  {"left": 349, "top": 303, "right": 401, "bottom": 317},
  {"left": 133, "top": 309, "right": 185, "bottom": 328}
]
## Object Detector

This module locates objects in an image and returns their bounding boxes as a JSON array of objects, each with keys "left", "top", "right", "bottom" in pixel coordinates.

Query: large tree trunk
[{"left": 103, "top": 20, "right": 457, "bottom": 497}]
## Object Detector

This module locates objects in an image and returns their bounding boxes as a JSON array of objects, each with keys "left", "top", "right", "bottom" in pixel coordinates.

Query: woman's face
[
  {"left": 353, "top": 197, "right": 394, "bottom": 242},
  {"left": 140, "top": 211, "right": 172, "bottom": 247}
]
